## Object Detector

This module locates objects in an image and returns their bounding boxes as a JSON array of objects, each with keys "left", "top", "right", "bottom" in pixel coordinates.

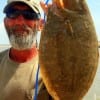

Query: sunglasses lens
[
  {"left": 6, "top": 8, "right": 19, "bottom": 19},
  {"left": 5, "top": 8, "right": 40, "bottom": 20},
  {"left": 7, "top": 13, "right": 18, "bottom": 19},
  {"left": 23, "top": 11, "right": 40, "bottom": 20}
]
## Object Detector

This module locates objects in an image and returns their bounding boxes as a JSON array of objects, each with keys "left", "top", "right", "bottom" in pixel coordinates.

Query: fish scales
[{"left": 39, "top": 0, "right": 99, "bottom": 100}]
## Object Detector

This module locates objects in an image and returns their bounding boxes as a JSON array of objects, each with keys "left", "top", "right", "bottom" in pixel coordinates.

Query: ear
[
  {"left": 4, "top": 18, "right": 7, "bottom": 26},
  {"left": 4, "top": 17, "right": 9, "bottom": 29},
  {"left": 38, "top": 19, "right": 45, "bottom": 31}
]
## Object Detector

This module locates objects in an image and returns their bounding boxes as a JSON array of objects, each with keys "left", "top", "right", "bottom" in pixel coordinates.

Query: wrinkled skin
[{"left": 39, "top": 0, "right": 99, "bottom": 100}]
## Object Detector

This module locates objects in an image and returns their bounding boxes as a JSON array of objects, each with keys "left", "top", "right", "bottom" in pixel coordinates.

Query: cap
[{"left": 4, "top": 0, "right": 42, "bottom": 16}]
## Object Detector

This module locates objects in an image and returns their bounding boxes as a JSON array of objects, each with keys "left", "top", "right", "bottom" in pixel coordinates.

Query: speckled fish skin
[{"left": 39, "top": 0, "right": 99, "bottom": 100}]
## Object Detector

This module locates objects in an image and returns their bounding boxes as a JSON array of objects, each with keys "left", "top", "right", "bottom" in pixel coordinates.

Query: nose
[{"left": 14, "top": 15, "right": 26, "bottom": 25}]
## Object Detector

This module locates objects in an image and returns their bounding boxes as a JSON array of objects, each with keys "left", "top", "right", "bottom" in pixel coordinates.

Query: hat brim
[{"left": 4, "top": 0, "right": 40, "bottom": 14}]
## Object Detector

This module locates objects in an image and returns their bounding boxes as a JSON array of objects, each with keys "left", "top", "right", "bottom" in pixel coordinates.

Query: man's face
[{"left": 4, "top": 4, "right": 40, "bottom": 50}]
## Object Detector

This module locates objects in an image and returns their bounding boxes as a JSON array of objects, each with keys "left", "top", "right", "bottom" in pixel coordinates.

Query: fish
[{"left": 39, "top": 0, "right": 99, "bottom": 100}]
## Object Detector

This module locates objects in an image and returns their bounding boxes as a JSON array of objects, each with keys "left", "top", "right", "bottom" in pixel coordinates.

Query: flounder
[{"left": 39, "top": 0, "right": 99, "bottom": 100}]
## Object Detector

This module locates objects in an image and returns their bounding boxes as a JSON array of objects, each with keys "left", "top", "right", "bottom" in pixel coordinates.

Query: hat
[{"left": 4, "top": 0, "right": 42, "bottom": 15}]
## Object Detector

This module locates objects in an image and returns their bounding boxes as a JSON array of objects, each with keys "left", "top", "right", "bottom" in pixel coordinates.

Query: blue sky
[{"left": 0, "top": 0, "right": 100, "bottom": 44}]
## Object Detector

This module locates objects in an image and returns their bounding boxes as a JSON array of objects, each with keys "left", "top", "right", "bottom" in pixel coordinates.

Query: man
[{"left": 0, "top": 0, "right": 52, "bottom": 100}]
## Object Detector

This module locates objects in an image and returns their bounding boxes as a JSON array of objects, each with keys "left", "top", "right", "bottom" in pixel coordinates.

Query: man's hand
[{"left": 40, "top": 1, "right": 52, "bottom": 14}]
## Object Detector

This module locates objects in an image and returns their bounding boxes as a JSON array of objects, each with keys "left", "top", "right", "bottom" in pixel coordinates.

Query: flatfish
[{"left": 39, "top": 0, "right": 99, "bottom": 100}]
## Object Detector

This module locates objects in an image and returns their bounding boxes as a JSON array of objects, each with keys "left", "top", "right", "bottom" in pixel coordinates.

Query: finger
[{"left": 40, "top": 1, "right": 48, "bottom": 14}]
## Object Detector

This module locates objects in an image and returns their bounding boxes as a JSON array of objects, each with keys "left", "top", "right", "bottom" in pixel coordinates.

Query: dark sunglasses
[{"left": 4, "top": 8, "right": 40, "bottom": 20}]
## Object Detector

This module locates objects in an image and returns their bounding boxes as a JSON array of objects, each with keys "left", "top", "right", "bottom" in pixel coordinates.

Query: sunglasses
[{"left": 4, "top": 8, "right": 40, "bottom": 20}]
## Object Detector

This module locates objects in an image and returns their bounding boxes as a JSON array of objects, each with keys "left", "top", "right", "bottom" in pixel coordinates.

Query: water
[
  {"left": 0, "top": 45, "right": 100, "bottom": 100},
  {"left": 0, "top": 45, "right": 10, "bottom": 52}
]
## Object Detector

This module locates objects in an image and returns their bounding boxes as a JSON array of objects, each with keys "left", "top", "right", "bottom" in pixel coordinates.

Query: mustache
[
  {"left": 11, "top": 24, "right": 30, "bottom": 32},
  {"left": 6, "top": 24, "right": 35, "bottom": 37}
]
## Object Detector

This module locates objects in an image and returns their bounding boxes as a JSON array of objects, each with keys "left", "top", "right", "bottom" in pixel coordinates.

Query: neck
[{"left": 9, "top": 46, "right": 38, "bottom": 63}]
